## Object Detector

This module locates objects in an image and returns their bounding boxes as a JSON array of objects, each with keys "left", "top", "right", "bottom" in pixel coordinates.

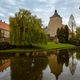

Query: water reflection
[
  {"left": 0, "top": 49, "right": 80, "bottom": 80},
  {"left": 11, "top": 55, "right": 48, "bottom": 80},
  {"left": 0, "top": 59, "right": 10, "bottom": 72},
  {"left": 48, "top": 50, "right": 69, "bottom": 80},
  {"left": 69, "top": 52, "right": 77, "bottom": 75},
  {"left": 0, "top": 54, "right": 11, "bottom": 80}
]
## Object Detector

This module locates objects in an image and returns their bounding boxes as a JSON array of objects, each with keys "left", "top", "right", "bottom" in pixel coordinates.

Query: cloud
[
  {"left": 9, "top": 13, "right": 14, "bottom": 17},
  {"left": 38, "top": 0, "right": 47, "bottom": 2},
  {"left": 0, "top": 0, "right": 80, "bottom": 26},
  {"left": 0, "top": 7, "right": 7, "bottom": 13},
  {"left": 4, "top": 0, "right": 17, "bottom": 5},
  {"left": 0, "top": 13, "right": 5, "bottom": 17},
  {"left": 33, "top": 8, "right": 44, "bottom": 12}
]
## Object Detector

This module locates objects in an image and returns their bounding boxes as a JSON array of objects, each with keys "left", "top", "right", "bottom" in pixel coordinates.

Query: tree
[
  {"left": 76, "top": 27, "right": 80, "bottom": 40},
  {"left": 9, "top": 9, "right": 47, "bottom": 46},
  {"left": 68, "top": 14, "right": 76, "bottom": 39},
  {"left": 57, "top": 27, "right": 64, "bottom": 43},
  {"left": 57, "top": 25, "right": 69, "bottom": 43},
  {"left": 64, "top": 25, "right": 69, "bottom": 42}
]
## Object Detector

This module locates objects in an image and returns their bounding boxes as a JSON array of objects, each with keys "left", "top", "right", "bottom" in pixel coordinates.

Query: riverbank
[
  {"left": 0, "top": 42, "right": 76, "bottom": 53},
  {"left": 41, "top": 42, "right": 75, "bottom": 49}
]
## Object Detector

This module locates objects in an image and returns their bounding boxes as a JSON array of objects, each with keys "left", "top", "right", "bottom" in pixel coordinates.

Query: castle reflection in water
[{"left": 0, "top": 48, "right": 80, "bottom": 80}]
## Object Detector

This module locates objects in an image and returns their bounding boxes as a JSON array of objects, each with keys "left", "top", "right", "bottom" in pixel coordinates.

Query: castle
[
  {"left": 47, "top": 10, "right": 63, "bottom": 39},
  {"left": 0, "top": 20, "right": 9, "bottom": 42}
]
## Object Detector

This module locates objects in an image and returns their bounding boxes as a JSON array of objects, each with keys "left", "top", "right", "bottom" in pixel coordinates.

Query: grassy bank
[
  {"left": 0, "top": 42, "right": 76, "bottom": 52},
  {"left": 41, "top": 42, "right": 75, "bottom": 49}
]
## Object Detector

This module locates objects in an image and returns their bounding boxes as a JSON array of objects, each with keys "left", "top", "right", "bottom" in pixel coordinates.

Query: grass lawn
[
  {"left": 41, "top": 42, "right": 75, "bottom": 49},
  {"left": 0, "top": 42, "right": 76, "bottom": 52}
]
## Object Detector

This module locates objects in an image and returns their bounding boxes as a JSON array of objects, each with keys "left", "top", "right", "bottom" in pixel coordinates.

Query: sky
[{"left": 0, "top": 0, "right": 80, "bottom": 27}]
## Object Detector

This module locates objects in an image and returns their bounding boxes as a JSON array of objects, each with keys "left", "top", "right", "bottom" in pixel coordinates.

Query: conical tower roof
[{"left": 50, "top": 10, "right": 61, "bottom": 18}]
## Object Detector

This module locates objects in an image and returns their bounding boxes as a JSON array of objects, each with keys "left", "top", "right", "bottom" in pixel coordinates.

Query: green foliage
[
  {"left": 76, "top": 27, "right": 80, "bottom": 40},
  {"left": 0, "top": 42, "right": 11, "bottom": 49},
  {"left": 68, "top": 38, "right": 80, "bottom": 46},
  {"left": 11, "top": 56, "right": 48, "bottom": 80},
  {"left": 64, "top": 25, "right": 69, "bottom": 41},
  {"left": 57, "top": 25, "right": 69, "bottom": 43},
  {"left": 9, "top": 9, "right": 47, "bottom": 46},
  {"left": 41, "top": 42, "right": 75, "bottom": 50},
  {"left": 68, "top": 27, "right": 80, "bottom": 46}
]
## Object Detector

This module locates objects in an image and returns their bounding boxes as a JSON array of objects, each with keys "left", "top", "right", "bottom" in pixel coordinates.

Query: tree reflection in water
[
  {"left": 57, "top": 49, "right": 69, "bottom": 67},
  {"left": 48, "top": 49, "right": 69, "bottom": 80},
  {"left": 69, "top": 49, "right": 77, "bottom": 75},
  {"left": 76, "top": 48, "right": 80, "bottom": 60},
  {"left": 0, "top": 49, "right": 79, "bottom": 80},
  {"left": 11, "top": 54, "right": 48, "bottom": 80}
]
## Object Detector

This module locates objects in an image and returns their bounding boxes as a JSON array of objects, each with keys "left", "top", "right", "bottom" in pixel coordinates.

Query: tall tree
[
  {"left": 64, "top": 25, "right": 69, "bottom": 42},
  {"left": 57, "top": 25, "right": 69, "bottom": 43},
  {"left": 68, "top": 14, "right": 76, "bottom": 39},
  {"left": 9, "top": 9, "right": 47, "bottom": 46}
]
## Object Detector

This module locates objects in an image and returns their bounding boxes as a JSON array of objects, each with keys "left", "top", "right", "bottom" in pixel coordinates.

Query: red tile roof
[{"left": 0, "top": 20, "right": 10, "bottom": 31}]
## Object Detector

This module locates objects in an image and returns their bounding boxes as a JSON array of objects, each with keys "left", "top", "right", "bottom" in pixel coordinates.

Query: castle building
[
  {"left": 47, "top": 10, "right": 62, "bottom": 38},
  {"left": 0, "top": 20, "right": 10, "bottom": 42}
]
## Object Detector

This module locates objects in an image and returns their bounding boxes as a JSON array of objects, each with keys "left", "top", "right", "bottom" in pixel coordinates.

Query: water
[{"left": 0, "top": 49, "right": 80, "bottom": 80}]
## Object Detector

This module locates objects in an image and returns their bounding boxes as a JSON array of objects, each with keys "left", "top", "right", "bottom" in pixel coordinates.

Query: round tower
[{"left": 47, "top": 10, "right": 62, "bottom": 38}]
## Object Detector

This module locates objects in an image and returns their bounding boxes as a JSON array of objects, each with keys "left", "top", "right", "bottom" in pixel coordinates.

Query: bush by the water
[
  {"left": 0, "top": 42, "right": 12, "bottom": 50},
  {"left": 0, "top": 42, "right": 42, "bottom": 50},
  {"left": 12, "top": 44, "right": 42, "bottom": 49},
  {"left": 68, "top": 38, "right": 80, "bottom": 46}
]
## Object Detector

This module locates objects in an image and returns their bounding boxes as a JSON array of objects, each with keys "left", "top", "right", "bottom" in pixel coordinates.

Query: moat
[{"left": 0, "top": 48, "right": 80, "bottom": 80}]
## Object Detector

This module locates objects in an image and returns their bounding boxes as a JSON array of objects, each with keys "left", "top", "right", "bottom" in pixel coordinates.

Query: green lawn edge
[{"left": 0, "top": 42, "right": 76, "bottom": 53}]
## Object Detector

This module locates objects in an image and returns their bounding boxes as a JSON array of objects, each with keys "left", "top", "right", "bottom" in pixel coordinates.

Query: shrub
[
  {"left": 0, "top": 42, "right": 12, "bottom": 50},
  {"left": 68, "top": 38, "right": 80, "bottom": 46}
]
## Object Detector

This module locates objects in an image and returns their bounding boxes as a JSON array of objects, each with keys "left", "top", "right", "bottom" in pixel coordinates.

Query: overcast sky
[{"left": 0, "top": 0, "right": 80, "bottom": 26}]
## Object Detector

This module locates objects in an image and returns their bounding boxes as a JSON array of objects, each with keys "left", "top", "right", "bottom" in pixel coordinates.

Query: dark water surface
[{"left": 0, "top": 49, "right": 80, "bottom": 80}]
